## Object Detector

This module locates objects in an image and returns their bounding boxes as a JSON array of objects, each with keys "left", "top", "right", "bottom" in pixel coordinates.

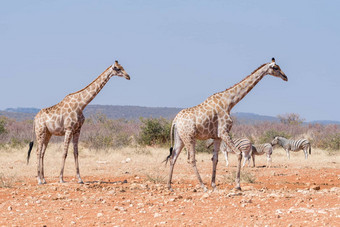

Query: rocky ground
[{"left": 0, "top": 147, "right": 339, "bottom": 226}]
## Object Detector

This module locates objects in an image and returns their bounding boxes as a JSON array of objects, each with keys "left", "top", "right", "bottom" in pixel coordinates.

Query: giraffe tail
[
  {"left": 309, "top": 145, "right": 311, "bottom": 155},
  {"left": 163, "top": 147, "right": 173, "bottom": 165},
  {"left": 163, "top": 122, "right": 175, "bottom": 165},
  {"left": 27, "top": 120, "right": 35, "bottom": 165},
  {"left": 27, "top": 141, "right": 34, "bottom": 164}
]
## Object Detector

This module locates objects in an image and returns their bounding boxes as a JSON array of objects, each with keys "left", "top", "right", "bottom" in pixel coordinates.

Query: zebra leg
[
  {"left": 242, "top": 154, "right": 248, "bottom": 167},
  {"left": 266, "top": 154, "right": 272, "bottom": 167},
  {"left": 304, "top": 148, "right": 308, "bottom": 159},
  {"left": 252, "top": 154, "right": 256, "bottom": 167},
  {"left": 223, "top": 150, "right": 229, "bottom": 167},
  {"left": 286, "top": 149, "right": 290, "bottom": 160}
]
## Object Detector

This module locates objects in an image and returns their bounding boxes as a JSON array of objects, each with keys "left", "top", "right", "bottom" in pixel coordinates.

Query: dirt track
[{"left": 0, "top": 147, "right": 339, "bottom": 226}]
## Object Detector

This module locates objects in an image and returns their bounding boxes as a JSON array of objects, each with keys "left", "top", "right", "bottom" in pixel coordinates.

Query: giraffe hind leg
[
  {"left": 167, "top": 133, "right": 184, "bottom": 191},
  {"left": 59, "top": 131, "right": 72, "bottom": 183},
  {"left": 73, "top": 132, "right": 83, "bottom": 184},
  {"left": 187, "top": 140, "right": 207, "bottom": 192},
  {"left": 211, "top": 139, "right": 221, "bottom": 190},
  {"left": 40, "top": 133, "right": 51, "bottom": 184}
]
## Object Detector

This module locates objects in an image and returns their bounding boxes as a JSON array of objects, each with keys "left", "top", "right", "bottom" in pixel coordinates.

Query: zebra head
[
  {"left": 271, "top": 136, "right": 280, "bottom": 146},
  {"left": 266, "top": 58, "right": 288, "bottom": 81}
]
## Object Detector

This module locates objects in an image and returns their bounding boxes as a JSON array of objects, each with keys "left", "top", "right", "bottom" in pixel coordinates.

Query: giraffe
[
  {"left": 27, "top": 61, "right": 130, "bottom": 184},
  {"left": 165, "top": 58, "right": 287, "bottom": 191}
]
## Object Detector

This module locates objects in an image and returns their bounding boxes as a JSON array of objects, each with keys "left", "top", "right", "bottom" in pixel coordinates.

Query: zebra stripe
[
  {"left": 271, "top": 136, "right": 311, "bottom": 159},
  {"left": 252, "top": 143, "right": 273, "bottom": 156},
  {"left": 206, "top": 138, "right": 252, "bottom": 167},
  {"left": 251, "top": 143, "right": 273, "bottom": 167},
  {"left": 221, "top": 138, "right": 252, "bottom": 167}
]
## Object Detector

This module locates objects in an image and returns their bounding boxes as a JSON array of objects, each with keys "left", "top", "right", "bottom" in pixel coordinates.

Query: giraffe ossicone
[{"left": 27, "top": 61, "right": 130, "bottom": 185}]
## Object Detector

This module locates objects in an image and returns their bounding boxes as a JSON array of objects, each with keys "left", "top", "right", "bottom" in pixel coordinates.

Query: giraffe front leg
[
  {"left": 235, "top": 152, "right": 242, "bottom": 190},
  {"left": 73, "top": 132, "right": 83, "bottom": 184},
  {"left": 59, "top": 131, "right": 72, "bottom": 183}
]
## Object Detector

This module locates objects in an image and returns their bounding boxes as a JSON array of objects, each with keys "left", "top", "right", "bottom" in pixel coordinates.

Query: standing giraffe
[
  {"left": 27, "top": 61, "right": 130, "bottom": 184},
  {"left": 165, "top": 58, "right": 287, "bottom": 191}
]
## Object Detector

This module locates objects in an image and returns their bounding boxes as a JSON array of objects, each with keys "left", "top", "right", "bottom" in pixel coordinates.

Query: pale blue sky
[{"left": 1, "top": 1, "right": 339, "bottom": 121}]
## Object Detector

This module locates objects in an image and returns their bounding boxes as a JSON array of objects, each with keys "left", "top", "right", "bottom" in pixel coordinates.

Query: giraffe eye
[{"left": 273, "top": 66, "right": 279, "bottom": 70}]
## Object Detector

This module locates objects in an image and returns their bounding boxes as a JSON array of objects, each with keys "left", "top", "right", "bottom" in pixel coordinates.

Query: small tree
[
  {"left": 277, "top": 113, "right": 304, "bottom": 125},
  {"left": 138, "top": 117, "right": 172, "bottom": 146},
  {"left": 0, "top": 117, "right": 7, "bottom": 135}
]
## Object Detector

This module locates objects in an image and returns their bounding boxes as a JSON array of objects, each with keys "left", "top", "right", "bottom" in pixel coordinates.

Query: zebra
[
  {"left": 271, "top": 136, "right": 311, "bottom": 159},
  {"left": 250, "top": 143, "right": 273, "bottom": 167},
  {"left": 206, "top": 138, "right": 252, "bottom": 167}
]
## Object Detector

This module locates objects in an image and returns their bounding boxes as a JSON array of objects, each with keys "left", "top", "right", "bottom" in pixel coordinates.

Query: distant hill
[
  {"left": 1, "top": 105, "right": 339, "bottom": 125},
  {"left": 232, "top": 112, "right": 279, "bottom": 124}
]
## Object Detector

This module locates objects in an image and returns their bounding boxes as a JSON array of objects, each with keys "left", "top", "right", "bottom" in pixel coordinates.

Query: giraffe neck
[
  {"left": 222, "top": 63, "right": 269, "bottom": 112},
  {"left": 66, "top": 66, "right": 114, "bottom": 111}
]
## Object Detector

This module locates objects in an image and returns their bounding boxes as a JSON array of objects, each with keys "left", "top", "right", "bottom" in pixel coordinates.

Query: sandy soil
[{"left": 0, "top": 145, "right": 339, "bottom": 226}]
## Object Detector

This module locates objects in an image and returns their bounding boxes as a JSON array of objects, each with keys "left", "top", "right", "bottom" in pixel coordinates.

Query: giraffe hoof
[
  {"left": 235, "top": 186, "right": 242, "bottom": 191},
  {"left": 78, "top": 181, "right": 84, "bottom": 184},
  {"left": 59, "top": 180, "right": 66, "bottom": 183}
]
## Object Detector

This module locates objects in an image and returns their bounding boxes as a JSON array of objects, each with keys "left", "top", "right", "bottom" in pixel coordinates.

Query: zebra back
[
  {"left": 252, "top": 143, "right": 272, "bottom": 155},
  {"left": 287, "top": 138, "right": 310, "bottom": 151},
  {"left": 222, "top": 138, "right": 252, "bottom": 154}
]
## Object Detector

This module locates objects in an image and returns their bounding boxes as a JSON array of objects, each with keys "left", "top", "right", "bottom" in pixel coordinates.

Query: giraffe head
[
  {"left": 111, "top": 60, "right": 130, "bottom": 80},
  {"left": 266, "top": 58, "right": 288, "bottom": 81}
]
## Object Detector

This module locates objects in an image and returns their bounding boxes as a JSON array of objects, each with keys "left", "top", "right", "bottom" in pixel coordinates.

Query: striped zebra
[
  {"left": 250, "top": 143, "right": 273, "bottom": 167},
  {"left": 271, "top": 136, "right": 311, "bottom": 159},
  {"left": 207, "top": 138, "right": 252, "bottom": 167}
]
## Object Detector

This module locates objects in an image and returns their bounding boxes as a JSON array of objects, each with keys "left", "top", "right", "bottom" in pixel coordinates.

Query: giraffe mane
[
  {"left": 206, "top": 63, "right": 268, "bottom": 99},
  {"left": 225, "top": 63, "right": 267, "bottom": 91},
  {"left": 67, "top": 66, "right": 112, "bottom": 96}
]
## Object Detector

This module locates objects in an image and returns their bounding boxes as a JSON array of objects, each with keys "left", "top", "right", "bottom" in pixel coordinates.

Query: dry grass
[{"left": 0, "top": 144, "right": 339, "bottom": 186}]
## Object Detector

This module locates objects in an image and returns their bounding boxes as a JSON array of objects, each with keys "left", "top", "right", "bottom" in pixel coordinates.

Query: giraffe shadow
[{"left": 84, "top": 179, "right": 128, "bottom": 184}]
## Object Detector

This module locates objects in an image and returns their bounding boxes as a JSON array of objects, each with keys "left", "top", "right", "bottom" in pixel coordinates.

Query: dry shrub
[{"left": 0, "top": 113, "right": 339, "bottom": 152}]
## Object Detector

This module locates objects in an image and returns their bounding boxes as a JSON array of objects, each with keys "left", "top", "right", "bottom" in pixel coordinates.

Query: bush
[
  {"left": 258, "top": 129, "right": 291, "bottom": 144},
  {"left": 319, "top": 133, "right": 340, "bottom": 151},
  {"left": 0, "top": 117, "right": 7, "bottom": 135},
  {"left": 138, "top": 117, "right": 172, "bottom": 146},
  {"left": 81, "top": 113, "right": 139, "bottom": 150},
  {"left": 196, "top": 140, "right": 211, "bottom": 153}
]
